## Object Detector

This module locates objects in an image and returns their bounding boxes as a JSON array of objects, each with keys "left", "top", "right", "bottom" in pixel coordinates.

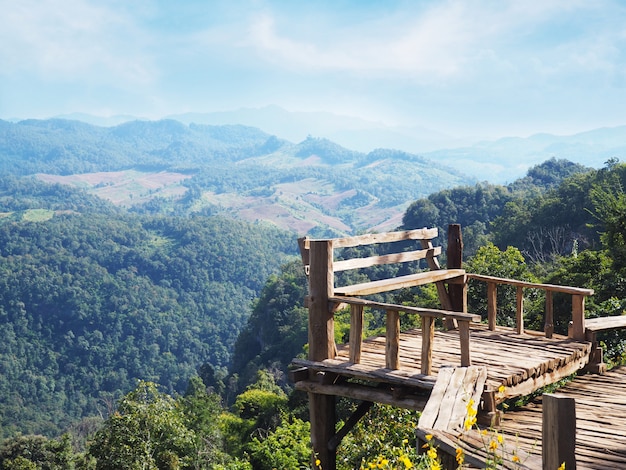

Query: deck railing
[
  {"left": 330, "top": 296, "right": 481, "bottom": 375},
  {"left": 466, "top": 274, "right": 594, "bottom": 340}
]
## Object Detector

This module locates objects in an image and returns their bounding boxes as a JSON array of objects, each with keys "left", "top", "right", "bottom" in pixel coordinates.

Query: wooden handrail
[
  {"left": 330, "top": 296, "right": 481, "bottom": 375},
  {"left": 466, "top": 274, "right": 594, "bottom": 340}
]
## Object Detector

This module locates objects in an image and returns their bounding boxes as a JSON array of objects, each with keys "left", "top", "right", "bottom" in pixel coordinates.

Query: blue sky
[{"left": 1, "top": 0, "right": 626, "bottom": 138}]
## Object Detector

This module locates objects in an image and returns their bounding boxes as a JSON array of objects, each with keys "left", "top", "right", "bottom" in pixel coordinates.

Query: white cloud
[
  {"left": 240, "top": 0, "right": 625, "bottom": 85},
  {"left": 0, "top": 0, "right": 155, "bottom": 84}
]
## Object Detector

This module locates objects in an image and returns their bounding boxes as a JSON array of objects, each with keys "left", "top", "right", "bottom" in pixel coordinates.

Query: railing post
[
  {"left": 349, "top": 304, "right": 363, "bottom": 364},
  {"left": 543, "top": 393, "right": 576, "bottom": 470},
  {"left": 459, "top": 320, "right": 471, "bottom": 366},
  {"left": 545, "top": 291, "right": 554, "bottom": 338},
  {"left": 307, "top": 240, "right": 336, "bottom": 470},
  {"left": 487, "top": 282, "right": 497, "bottom": 330},
  {"left": 386, "top": 310, "right": 400, "bottom": 370},
  {"left": 447, "top": 224, "right": 465, "bottom": 314},
  {"left": 570, "top": 294, "right": 586, "bottom": 340},
  {"left": 516, "top": 286, "right": 524, "bottom": 334},
  {"left": 421, "top": 315, "right": 434, "bottom": 375}
]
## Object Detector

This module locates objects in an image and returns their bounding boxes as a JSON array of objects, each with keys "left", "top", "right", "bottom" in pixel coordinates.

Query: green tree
[
  {"left": 88, "top": 381, "right": 194, "bottom": 470},
  {"left": 0, "top": 434, "right": 77, "bottom": 470},
  {"left": 465, "top": 243, "right": 538, "bottom": 328}
]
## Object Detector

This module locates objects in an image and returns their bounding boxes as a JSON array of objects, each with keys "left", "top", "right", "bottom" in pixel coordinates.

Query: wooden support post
[
  {"left": 421, "top": 315, "right": 434, "bottom": 375},
  {"left": 545, "top": 290, "right": 554, "bottom": 338},
  {"left": 349, "top": 303, "right": 363, "bottom": 364},
  {"left": 487, "top": 282, "right": 497, "bottom": 331},
  {"left": 542, "top": 393, "right": 576, "bottom": 470},
  {"left": 516, "top": 286, "right": 524, "bottom": 334},
  {"left": 459, "top": 320, "right": 471, "bottom": 366},
  {"left": 328, "top": 401, "right": 373, "bottom": 451},
  {"left": 422, "top": 237, "right": 455, "bottom": 329},
  {"left": 570, "top": 294, "right": 586, "bottom": 340},
  {"left": 386, "top": 309, "right": 400, "bottom": 370},
  {"left": 447, "top": 224, "right": 465, "bottom": 313},
  {"left": 307, "top": 240, "right": 337, "bottom": 470}
]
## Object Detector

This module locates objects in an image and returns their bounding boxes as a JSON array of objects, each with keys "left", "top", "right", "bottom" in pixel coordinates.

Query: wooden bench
[
  {"left": 298, "top": 227, "right": 466, "bottom": 309},
  {"left": 584, "top": 315, "right": 626, "bottom": 373}
]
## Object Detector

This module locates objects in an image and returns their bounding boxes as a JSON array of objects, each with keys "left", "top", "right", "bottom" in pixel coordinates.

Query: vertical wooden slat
[
  {"left": 542, "top": 393, "right": 576, "bottom": 470},
  {"left": 421, "top": 315, "right": 434, "bottom": 375},
  {"left": 545, "top": 290, "right": 554, "bottom": 338},
  {"left": 570, "top": 294, "right": 586, "bottom": 340},
  {"left": 487, "top": 282, "right": 497, "bottom": 330},
  {"left": 447, "top": 224, "right": 465, "bottom": 314},
  {"left": 349, "top": 304, "right": 363, "bottom": 364},
  {"left": 308, "top": 240, "right": 335, "bottom": 361},
  {"left": 386, "top": 310, "right": 400, "bottom": 370},
  {"left": 516, "top": 286, "right": 524, "bottom": 334},
  {"left": 459, "top": 320, "right": 471, "bottom": 366},
  {"left": 307, "top": 240, "right": 336, "bottom": 470}
]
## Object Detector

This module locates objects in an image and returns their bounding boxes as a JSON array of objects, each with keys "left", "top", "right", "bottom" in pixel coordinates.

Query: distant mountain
[
  {"left": 424, "top": 126, "right": 626, "bottom": 183},
  {"left": 51, "top": 106, "right": 626, "bottom": 184},
  {"left": 0, "top": 118, "right": 472, "bottom": 235}
]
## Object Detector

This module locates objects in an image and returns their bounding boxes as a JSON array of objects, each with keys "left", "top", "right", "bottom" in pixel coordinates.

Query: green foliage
[
  {"left": 0, "top": 434, "right": 76, "bottom": 470},
  {"left": 88, "top": 381, "right": 195, "bottom": 470},
  {"left": 337, "top": 404, "right": 420, "bottom": 470},
  {"left": 0, "top": 208, "right": 296, "bottom": 438},
  {"left": 465, "top": 243, "right": 538, "bottom": 327},
  {"left": 246, "top": 416, "right": 311, "bottom": 470},
  {"left": 230, "top": 261, "right": 308, "bottom": 394}
]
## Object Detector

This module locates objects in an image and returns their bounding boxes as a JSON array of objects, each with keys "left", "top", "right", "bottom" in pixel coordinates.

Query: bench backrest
[{"left": 298, "top": 228, "right": 445, "bottom": 292}]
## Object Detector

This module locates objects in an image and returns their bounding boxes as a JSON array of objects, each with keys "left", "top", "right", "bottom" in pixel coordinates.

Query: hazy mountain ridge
[
  {"left": 55, "top": 107, "right": 626, "bottom": 184},
  {"left": 0, "top": 118, "right": 471, "bottom": 235}
]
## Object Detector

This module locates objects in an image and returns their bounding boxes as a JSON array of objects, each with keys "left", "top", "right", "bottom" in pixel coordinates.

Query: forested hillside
[{"left": 0, "top": 179, "right": 297, "bottom": 438}]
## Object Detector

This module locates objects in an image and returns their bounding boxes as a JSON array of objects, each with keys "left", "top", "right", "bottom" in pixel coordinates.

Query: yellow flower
[
  {"left": 425, "top": 434, "right": 433, "bottom": 441},
  {"left": 497, "top": 434, "right": 503, "bottom": 444},
  {"left": 431, "top": 461, "right": 441, "bottom": 470},
  {"left": 488, "top": 438, "right": 498, "bottom": 452},
  {"left": 512, "top": 455, "right": 520, "bottom": 463},
  {"left": 557, "top": 464, "right": 565, "bottom": 470},
  {"left": 455, "top": 447, "right": 464, "bottom": 465},
  {"left": 399, "top": 455, "right": 413, "bottom": 469},
  {"left": 498, "top": 385, "right": 506, "bottom": 394},
  {"left": 427, "top": 447, "right": 438, "bottom": 460},
  {"left": 315, "top": 459, "right": 321, "bottom": 467}
]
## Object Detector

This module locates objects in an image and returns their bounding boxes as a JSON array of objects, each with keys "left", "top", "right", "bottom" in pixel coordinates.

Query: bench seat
[
  {"left": 334, "top": 268, "right": 466, "bottom": 296},
  {"left": 585, "top": 315, "right": 626, "bottom": 333}
]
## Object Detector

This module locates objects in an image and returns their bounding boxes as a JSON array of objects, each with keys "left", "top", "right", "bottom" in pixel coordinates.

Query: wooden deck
[
  {"left": 449, "top": 366, "right": 626, "bottom": 469},
  {"left": 293, "top": 324, "right": 592, "bottom": 408}
]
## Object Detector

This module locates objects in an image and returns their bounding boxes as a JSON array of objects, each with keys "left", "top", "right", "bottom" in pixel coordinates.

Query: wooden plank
[
  {"left": 488, "top": 281, "right": 497, "bottom": 330},
  {"left": 545, "top": 290, "right": 554, "bottom": 338},
  {"left": 334, "top": 269, "right": 466, "bottom": 296},
  {"left": 386, "top": 310, "right": 400, "bottom": 370},
  {"left": 543, "top": 394, "right": 576, "bottom": 470},
  {"left": 467, "top": 273, "right": 594, "bottom": 296},
  {"left": 459, "top": 320, "right": 471, "bottom": 366},
  {"left": 418, "top": 367, "right": 454, "bottom": 429},
  {"left": 308, "top": 240, "right": 335, "bottom": 362},
  {"left": 324, "top": 227, "right": 439, "bottom": 248},
  {"left": 516, "top": 286, "right": 524, "bottom": 334},
  {"left": 333, "top": 247, "right": 441, "bottom": 272},
  {"left": 421, "top": 315, "right": 434, "bottom": 375},
  {"left": 570, "top": 294, "right": 585, "bottom": 340},
  {"left": 418, "top": 366, "right": 487, "bottom": 432},
  {"left": 328, "top": 296, "right": 481, "bottom": 322},
  {"left": 585, "top": 315, "right": 626, "bottom": 332},
  {"left": 349, "top": 304, "right": 363, "bottom": 363}
]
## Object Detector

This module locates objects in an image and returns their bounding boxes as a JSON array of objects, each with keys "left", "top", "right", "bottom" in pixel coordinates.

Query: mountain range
[{"left": 55, "top": 106, "right": 626, "bottom": 183}]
